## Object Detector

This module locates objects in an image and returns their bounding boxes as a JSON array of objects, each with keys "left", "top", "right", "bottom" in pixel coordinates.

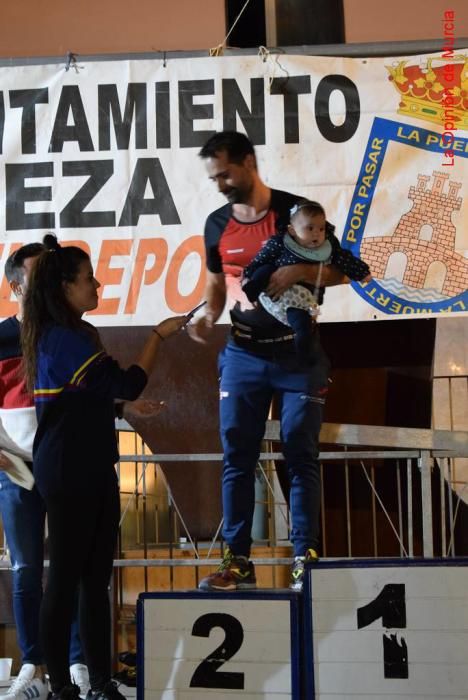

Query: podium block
[
  {"left": 303, "top": 558, "right": 468, "bottom": 699},
  {"left": 137, "top": 590, "right": 301, "bottom": 699}
]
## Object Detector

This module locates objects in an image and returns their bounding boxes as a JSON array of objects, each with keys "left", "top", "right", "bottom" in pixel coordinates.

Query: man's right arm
[{"left": 187, "top": 271, "right": 226, "bottom": 343}]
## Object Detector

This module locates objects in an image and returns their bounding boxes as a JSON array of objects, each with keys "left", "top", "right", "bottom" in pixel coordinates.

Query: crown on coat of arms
[{"left": 386, "top": 55, "right": 468, "bottom": 130}]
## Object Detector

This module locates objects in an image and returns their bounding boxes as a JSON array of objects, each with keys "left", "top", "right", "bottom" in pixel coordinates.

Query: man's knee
[
  {"left": 222, "top": 426, "right": 263, "bottom": 464},
  {"left": 282, "top": 429, "right": 320, "bottom": 462}
]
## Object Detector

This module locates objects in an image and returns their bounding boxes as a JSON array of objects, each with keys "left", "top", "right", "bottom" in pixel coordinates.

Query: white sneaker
[
  {"left": 69, "top": 664, "right": 90, "bottom": 699},
  {"left": 3, "top": 664, "right": 49, "bottom": 700}
]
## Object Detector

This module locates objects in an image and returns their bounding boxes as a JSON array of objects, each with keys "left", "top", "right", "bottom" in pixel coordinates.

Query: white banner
[{"left": 0, "top": 49, "right": 466, "bottom": 325}]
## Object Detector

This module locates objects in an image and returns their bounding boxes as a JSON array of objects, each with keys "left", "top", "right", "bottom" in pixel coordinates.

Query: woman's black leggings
[{"left": 40, "top": 467, "right": 120, "bottom": 694}]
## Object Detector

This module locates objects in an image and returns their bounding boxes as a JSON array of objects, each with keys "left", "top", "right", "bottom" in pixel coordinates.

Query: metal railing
[{"left": 114, "top": 421, "right": 468, "bottom": 576}]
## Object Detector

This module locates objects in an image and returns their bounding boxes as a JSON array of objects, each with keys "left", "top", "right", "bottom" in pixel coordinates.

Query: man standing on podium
[{"left": 189, "top": 131, "right": 349, "bottom": 592}]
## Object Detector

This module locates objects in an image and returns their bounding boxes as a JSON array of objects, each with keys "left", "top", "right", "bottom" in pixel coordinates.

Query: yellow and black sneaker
[
  {"left": 289, "top": 548, "right": 319, "bottom": 591},
  {"left": 198, "top": 547, "right": 257, "bottom": 591}
]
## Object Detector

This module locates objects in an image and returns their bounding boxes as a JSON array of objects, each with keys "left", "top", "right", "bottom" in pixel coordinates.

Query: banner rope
[
  {"left": 209, "top": 0, "right": 252, "bottom": 57},
  {"left": 258, "top": 45, "right": 289, "bottom": 89}
]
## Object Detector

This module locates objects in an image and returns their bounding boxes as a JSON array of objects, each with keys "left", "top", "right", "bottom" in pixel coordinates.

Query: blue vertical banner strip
[{"left": 343, "top": 117, "right": 391, "bottom": 256}]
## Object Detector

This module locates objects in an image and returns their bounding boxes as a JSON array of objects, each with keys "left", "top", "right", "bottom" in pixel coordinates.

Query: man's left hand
[{"left": 266, "top": 265, "right": 307, "bottom": 300}]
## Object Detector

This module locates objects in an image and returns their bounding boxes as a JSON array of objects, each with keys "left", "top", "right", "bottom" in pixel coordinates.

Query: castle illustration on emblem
[{"left": 360, "top": 171, "right": 466, "bottom": 303}]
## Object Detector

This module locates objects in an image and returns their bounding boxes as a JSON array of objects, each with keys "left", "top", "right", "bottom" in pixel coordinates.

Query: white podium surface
[
  {"left": 303, "top": 558, "right": 468, "bottom": 700},
  {"left": 138, "top": 590, "right": 301, "bottom": 699}
]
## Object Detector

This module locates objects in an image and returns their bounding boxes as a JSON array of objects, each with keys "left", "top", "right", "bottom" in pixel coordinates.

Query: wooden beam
[{"left": 264, "top": 421, "right": 468, "bottom": 454}]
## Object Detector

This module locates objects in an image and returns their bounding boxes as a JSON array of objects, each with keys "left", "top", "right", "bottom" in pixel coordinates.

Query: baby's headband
[{"left": 290, "top": 200, "right": 324, "bottom": 217}]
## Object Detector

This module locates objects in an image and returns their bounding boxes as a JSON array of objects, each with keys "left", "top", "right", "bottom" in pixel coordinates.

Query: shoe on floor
[
  {"left": 3, "top": 664, "right": 49, "bottom": 700},
  {"left": 289, "top": 548, "right": 319, "bottom": 592},
  {"left": 70, "top": 664, "right": 90, "bottom": 699},
  {"left": 85, "top": 681, "right": 126, "bottom": 700},
  {"left": 51, "top": 684, "right": 81, "bottom": 700},
  {"left": 198, "top": 547, "right": 256, "bottom": 591}
]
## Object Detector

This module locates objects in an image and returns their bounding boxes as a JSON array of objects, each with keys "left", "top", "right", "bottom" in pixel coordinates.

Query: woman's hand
[
  {"left": 123, "top": 399, "right": 166, "bottom": 420},
  {"left": 154, "top": 315, "right": 188, "bottom": 339}
]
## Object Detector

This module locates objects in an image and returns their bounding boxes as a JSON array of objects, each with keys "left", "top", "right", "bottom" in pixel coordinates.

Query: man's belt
[{"left": 232, "top": 323, "right": 295, "bottom": 344}]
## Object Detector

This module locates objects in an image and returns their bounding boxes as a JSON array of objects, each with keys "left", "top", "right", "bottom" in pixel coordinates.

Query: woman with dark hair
[{"left": 21, "top": 234, "right": 187, "bottom": 700}]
